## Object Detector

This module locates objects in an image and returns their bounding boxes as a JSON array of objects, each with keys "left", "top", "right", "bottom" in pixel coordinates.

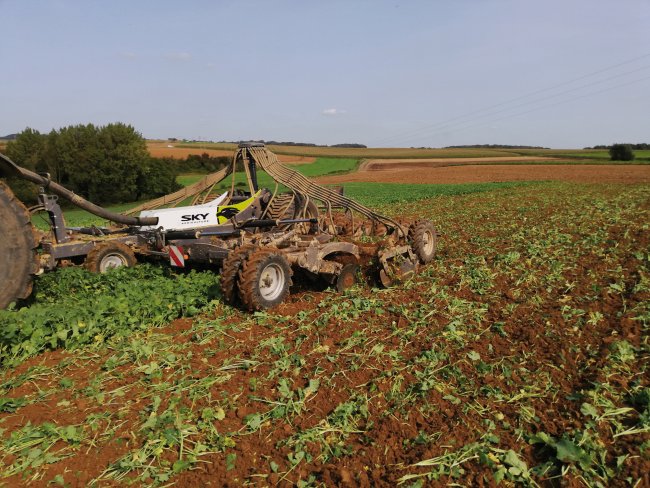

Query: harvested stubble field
[
  {"left": 146, "top": 142, "right": 315, "bottom": 164},
  {"left": 0, "top": 182, "right": 649, "bottom": 487}
]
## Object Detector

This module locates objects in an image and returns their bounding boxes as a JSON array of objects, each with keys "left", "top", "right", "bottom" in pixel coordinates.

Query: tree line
[
  {"left": 586, "top": 143, "right": 649, "bottom": 150},
  {"left": 3, "top": 124, "right": 182, "bottom": 205}
]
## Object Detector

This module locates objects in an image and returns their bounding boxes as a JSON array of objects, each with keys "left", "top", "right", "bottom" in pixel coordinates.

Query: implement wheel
[
  {"left": 336, "top": 264, "right": 359, "bottom": 292},
  {"left": 238, "top": 249, "right": 292, "bottom": 311},
  {"left": 409, "top": 219, "right": 437, "bottom": 264},
  {"left": 220, "top": 244, "right": 256, "bottom": 304},
  {"left": 85, "top": 242, "right": 136, "bottom": 273},
  {"left": 0, "top": 181, "right": 39, "bottom": 309}
]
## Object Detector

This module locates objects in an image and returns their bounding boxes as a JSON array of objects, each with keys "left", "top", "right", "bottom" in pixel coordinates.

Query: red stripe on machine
[{"left": 169, "top": 245, "right": 185, "bottom": 267}]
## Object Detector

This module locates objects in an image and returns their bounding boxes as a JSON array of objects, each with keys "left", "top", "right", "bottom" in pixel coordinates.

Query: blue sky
[{"left": 2, "top": 0, "right": 649, "bottom": 148}]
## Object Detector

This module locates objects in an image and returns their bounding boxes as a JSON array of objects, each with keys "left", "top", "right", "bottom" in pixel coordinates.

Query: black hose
[{"left": 0, "top": 152, "right": 158, "bottom": 226}]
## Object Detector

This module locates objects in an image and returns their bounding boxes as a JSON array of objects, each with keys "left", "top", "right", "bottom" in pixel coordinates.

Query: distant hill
[{"left": 0, "top": 134, "right": 18, "bottom": 140}]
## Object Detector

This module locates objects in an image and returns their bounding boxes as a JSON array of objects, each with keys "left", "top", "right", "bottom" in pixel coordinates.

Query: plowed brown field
[{"left": 317, "top": 162, "right": 650, "bottom": 184}]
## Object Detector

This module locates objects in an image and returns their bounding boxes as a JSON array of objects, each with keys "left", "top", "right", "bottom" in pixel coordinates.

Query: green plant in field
[
  {"left": 280, "top": 394, "right": 370, "bottom": 464},
  {"left": 0, "top": 422, "right": 85, "bottom": 479},
  {"left": 399, "top": 430, "right": 537, "bottom": 486},
  {"left": 246, "top": 378, "right": 320, "bottom": 433},
  {"left": 0, "top": 265, "right": 220, "bottom": 365}
]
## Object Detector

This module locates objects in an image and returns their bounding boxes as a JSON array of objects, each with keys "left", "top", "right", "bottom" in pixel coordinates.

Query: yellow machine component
[{"left": 216, "top": 191, "right": 261, "bottom": 224}]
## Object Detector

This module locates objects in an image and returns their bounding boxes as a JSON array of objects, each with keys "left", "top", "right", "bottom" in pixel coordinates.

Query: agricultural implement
[{"left": 0, "top": 144, "right": 437, "bottom": 311}]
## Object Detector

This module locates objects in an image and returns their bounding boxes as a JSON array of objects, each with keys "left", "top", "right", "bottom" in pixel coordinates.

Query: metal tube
[{"left": 0, "top": 152, "right": 158, "bottom": 226}]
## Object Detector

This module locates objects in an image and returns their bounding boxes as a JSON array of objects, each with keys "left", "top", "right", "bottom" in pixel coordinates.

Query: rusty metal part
[
  {"left": 378, "top": 245, "right": 418, "bottom": 287},
  {"left": 285, "top": 240, "right": 358, "bottom": 275}
]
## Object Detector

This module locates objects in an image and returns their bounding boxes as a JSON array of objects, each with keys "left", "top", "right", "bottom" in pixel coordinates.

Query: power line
[
  {"left": 391, "top": 64, "right": 650, "bottom": 143},
  {"left": 370, "top": 51, "right": 650, "bottom": 147},
  {"left": 392, "top": 74, "right": 650, "bottom": 145}
]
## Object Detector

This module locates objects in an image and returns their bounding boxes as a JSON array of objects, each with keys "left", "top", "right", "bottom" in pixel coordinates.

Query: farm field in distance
[
  {"left": 167, "top": 140, "right": 650, "bottom": 161},
  {"left": 1, "top": 177, "right": 648, "bottom": 486}
]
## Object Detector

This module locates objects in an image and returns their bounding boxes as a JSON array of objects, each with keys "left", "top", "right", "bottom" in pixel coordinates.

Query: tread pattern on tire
[
  {"left": 409, "top": 219, "right": 437, "bottom": 264},
  {"left": 0, "top": 181, "right": 39, "bottom": 309},
  {"left": 85, "top": 242, "right": 137, "bottom": 273},
  {"left": 237, "top": 248, "right": 292, "bottom": 311},
  {"left": 220, "top": 244, "right": 256, "bottom": 304}
]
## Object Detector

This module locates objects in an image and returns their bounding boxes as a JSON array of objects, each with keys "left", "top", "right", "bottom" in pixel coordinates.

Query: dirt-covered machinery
[{"left": 0, "top": 143, "right": 437, "bottom": 311}]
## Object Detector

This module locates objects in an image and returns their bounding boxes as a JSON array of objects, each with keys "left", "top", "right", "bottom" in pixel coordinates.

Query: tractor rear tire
[
  {"left": 220, "top": 244, "right": 256, "bottom": 304},
  {"left": 237, "top": 249, "right": 292, "bottom": 311},
  {"left": 0, "top": 181, "right": 39, "bottom": 309},
  {"left": 85, "top": 242, "right": 137, "bottom": 273},
  {"left": 409, "top": 219, "right": 437, "bottom": 264}
]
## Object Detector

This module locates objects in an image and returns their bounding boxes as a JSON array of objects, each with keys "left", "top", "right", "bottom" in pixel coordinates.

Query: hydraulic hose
[{"left": 0, "top": 152, "right": 158, "bottom": 226}]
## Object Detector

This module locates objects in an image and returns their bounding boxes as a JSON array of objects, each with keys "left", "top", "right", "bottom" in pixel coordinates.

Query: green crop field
[{"left": 2, "top": 181, "right": 648, "bottom": 486}]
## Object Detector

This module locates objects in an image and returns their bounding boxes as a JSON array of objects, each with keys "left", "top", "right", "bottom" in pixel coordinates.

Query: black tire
[
  {"left": 336, "top": 264, "right": 359, "bottom": 293},
  {"left": 409, "top": 220, "right": 437, "bottom": 264},
  {"left": 237, "top": 249, "right": 292, "bottom": 311},
  {"left": 0, "top": 181, "right": 39, "bottom": 309},
  {"left": 85, "top": 242, "right": 137, "bottom": 273},
  {"left": 220, "top": 244, "right": 256, "bottom": 304}
]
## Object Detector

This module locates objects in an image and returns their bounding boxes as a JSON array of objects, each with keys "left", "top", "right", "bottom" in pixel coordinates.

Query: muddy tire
[
  {"left": 0, "top": 181, "right": 39, "bottom": 309},
  {"left": 409, "top": 219, "right": 437, "bottom": 264},
  {"left": 85, "top": 242, "right": 137, "bottom": 273},
  {"left": 238, "top": 249, "right": 292, "bottom": 311},
  {"left": 220, "top": 244, "right": 256, "bottom": 304}
]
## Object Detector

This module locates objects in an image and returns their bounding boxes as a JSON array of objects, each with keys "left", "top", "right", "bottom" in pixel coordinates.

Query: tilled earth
[
  {"left": 0, "top": 182, "right": 649, "bottom": 487},
  {"left": 317, "top": 162, "right": 650, "bottom": 184}
]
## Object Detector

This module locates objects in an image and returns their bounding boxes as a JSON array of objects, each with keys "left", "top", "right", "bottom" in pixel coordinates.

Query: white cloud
[
  {"left": 164, "top": 51, "right": 192, "bottom": 62},
  {"left": 119, "top": 51, "right": 138, "bottom": 59},
  {"left": 322, "top": 108, "right": 346, "bottom": 116}
]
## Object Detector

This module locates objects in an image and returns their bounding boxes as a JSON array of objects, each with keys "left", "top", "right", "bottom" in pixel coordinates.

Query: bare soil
[
  {"left": 318, "top": 162, "right": 650, "bottom": 184},
  {"left": 359, "top": 156, "right": 562, "bottom": 170}
]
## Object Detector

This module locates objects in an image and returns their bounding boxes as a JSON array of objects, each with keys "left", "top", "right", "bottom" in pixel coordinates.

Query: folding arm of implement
[
  {"left": 125, "top": 143, "right": 408, "bottom": 237},
  {"left": 121, "top": 143, "right": 432, "bottom": 288}
]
